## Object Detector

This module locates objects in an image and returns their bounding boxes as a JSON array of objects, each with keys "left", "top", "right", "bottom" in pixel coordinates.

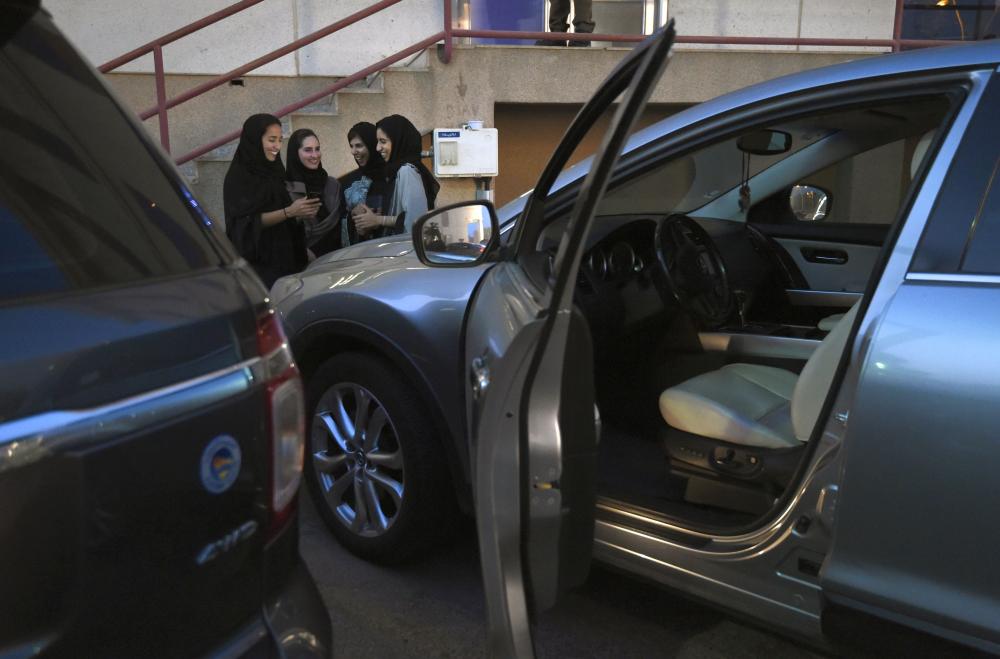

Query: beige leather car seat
[{"left": 659, "top": 303, "right": 859, "bottom": 449}]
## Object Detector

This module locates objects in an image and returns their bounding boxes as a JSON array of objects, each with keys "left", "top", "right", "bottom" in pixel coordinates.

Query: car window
[
  {"left": 912, "top": 75, "right": 1000, "bottom": 273},
  {"left": 958, "top": 155, "right": 1000, "bottom": 274},
  {"left": 594, "top": 96, "right": 949, "bottom": 226},
  {"left": 597, "top": 132, "right": 822, "bottom": 217},
  {"left": 0, "top": 21, "right": 219, "bottom": 304},
  {"left": 783, "top": 136, "right": 914, "bottom": 226}
]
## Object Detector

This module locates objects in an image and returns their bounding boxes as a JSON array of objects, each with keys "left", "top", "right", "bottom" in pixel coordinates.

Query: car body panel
[
  {"left": 276, "top": 254, "right": 491, "bottom": 485},
  {"left": 821, "top": 69, "right": 1000, "bottom": 654},
  {"left": 822, "top": 278, "right": 1000, "bottom": 652}
]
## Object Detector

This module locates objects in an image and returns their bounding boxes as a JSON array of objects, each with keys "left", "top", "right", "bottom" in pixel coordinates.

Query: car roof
[{"left": 497, "top": 41, "right": 1000, "bottom": 224}]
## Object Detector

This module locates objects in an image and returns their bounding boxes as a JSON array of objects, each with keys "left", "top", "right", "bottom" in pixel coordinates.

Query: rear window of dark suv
[{"left": 0, "top": 15, "right": 224, "bottom": 303}]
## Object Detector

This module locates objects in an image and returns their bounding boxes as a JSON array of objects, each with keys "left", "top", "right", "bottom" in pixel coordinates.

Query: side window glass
[
  {"left": 0, "top": 16, "right": 219, "bottom": 302},
  {"left": 742, "top": 95, "right": 951, "bottom": 230},
  {"left": 6, "top": 17, "right": 221, "bottom": 266},
  {"left": 913, "top": 75, "right": 1000, "bottom": 273},
  {"left": 0, "top": 48, "right": 212, "bottom": 303},
  {"left": 777, "top": 135, "right": 925, "bottom": 226},
  {"left": 959, "top": 157, "right": 1000, "bottom": 274}
]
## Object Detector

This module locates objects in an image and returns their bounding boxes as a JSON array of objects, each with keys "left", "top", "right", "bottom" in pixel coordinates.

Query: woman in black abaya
[
  {"left": 352, "top": 114, "right": 439, "bottom": 237},
  {"left": 224, "top": 113, "right": 319, "bottom": 287}
]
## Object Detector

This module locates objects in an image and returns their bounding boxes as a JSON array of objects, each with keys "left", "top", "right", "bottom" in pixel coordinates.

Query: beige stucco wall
[
  {"left": 45, "top": 0, "right": 898, "bottom": 77},
  {"left": 668, "top": 0, "right": 896, "bottom": 52},
  {"left": 44, "top": 0, "right": 441, "bottom": 75}
]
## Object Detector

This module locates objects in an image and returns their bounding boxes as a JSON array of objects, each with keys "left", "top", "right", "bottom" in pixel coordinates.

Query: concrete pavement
[{"left": 299, "top": 496, "right": 823, "bottom": 658}]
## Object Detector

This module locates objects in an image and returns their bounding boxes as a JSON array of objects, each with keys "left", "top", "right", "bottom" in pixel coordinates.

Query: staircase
[{"left": 103, "top": 55, "right": 469, "bottom": 225}]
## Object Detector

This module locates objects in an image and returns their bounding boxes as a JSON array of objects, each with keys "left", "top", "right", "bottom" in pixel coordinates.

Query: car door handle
[{"left": 801, "top": 247, "right": 848, "bottom": 265}]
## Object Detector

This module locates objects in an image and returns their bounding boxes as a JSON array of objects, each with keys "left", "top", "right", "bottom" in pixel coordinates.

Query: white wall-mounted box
[{"left": 433, "top": 127, "right": 499, "bottom": 178}]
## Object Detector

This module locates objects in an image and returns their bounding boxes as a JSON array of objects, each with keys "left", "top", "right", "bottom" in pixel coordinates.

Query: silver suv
[{"left": 274, "top": 24, "right": 1000, "bottom": 655}]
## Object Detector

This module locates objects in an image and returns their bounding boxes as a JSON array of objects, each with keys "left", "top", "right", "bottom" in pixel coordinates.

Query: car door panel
[
  {"left": 467, "top": 22, "right": 677, "bottom": 656},
  {"left": 773, "top": 237, "right": 880, "bottom": 292},
  {"left": 821, "top": 69, "right": 1000, "bottom": 654},
  {"left": 821, "top": 281, "right": 1000, "bottom": 653}
]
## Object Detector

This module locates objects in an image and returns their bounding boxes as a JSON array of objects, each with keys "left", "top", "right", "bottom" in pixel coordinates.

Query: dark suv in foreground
[{"left": 0, "top": 3, "right": 330, "bottom": 656}]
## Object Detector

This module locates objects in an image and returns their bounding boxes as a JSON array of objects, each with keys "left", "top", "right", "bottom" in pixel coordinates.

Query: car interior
[{"left": 536, "top": 94, "right": 953, "bottom": 528}]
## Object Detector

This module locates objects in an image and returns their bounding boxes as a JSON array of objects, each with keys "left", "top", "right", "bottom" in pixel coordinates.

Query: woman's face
[
  {"left": 376, "top": 128, "right": 392, "bottom": 162},
  {"left": 349, "top": 135, "right": 369, "bottom": 167},
  {"left": 298, "top": 135, "right": 321, "bottom": 170},
  {"left": 261, "top": 124, "right": 282, "bottom": 161}
]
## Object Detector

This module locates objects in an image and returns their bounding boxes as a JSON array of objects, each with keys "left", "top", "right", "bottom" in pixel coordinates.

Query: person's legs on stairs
[
  {"left": 548, "top": 0, "right": 571, "bottom": 32},
  {"left": 568, "top": 0, "right": 594, "bottom": 46},
  {"left": 536, "top": 0, "right": 569, "bottom": 45}
]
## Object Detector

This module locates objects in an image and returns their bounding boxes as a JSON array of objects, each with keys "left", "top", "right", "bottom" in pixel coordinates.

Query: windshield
[{"left": 598, "top": 126, "right": 827, "bottom": 216}]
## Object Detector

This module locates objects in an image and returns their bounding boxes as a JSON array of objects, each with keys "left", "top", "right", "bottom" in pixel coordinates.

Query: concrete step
[{"left": 106, "top": 72, "right": 390, "bottom": 162}]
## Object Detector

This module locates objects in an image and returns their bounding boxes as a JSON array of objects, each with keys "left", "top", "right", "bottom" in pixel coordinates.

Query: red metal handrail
[
  {"left": 137, "top": 0, "right": 407, "bottom": 122},
  {"left": 454, "top": 28, "right": 961, "bottom": 50},
  {"left": 98, "top": 0, "right": 962, "bottom": 165},
  {"left": 175, "top": 31, "right": 445, "bottom": 164}
]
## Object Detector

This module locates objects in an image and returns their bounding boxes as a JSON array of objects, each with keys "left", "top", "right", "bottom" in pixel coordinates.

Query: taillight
[{"left": 257, "top": 310, "right": 304, "bottom": 540}]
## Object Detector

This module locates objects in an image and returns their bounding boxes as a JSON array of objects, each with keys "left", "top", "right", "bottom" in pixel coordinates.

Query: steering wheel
[{"left": 654, "top": 214, "right": 733, "bottom": 326}]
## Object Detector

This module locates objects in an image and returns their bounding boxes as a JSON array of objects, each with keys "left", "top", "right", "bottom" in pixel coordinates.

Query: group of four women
[{"left": 224, "top": 113, "right": 440, "bottom": 287}]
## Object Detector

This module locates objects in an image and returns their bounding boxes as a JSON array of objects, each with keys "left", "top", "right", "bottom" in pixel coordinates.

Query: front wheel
[{"left": 305, "top": 352, "right": 455, "bottom": 564}]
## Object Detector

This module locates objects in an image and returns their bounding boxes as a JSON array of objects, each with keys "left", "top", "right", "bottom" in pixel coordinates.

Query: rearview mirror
[
  {"left": 412, "top": 200, "right": 499, "bottom": 267},
  {"left": 737, "top": 130, "right": 792, "bottom": 156}
]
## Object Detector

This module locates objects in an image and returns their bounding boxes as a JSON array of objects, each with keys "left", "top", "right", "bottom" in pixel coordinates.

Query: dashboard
[{"left": 571, "top": 218, "right": 666, "bottom": 337}]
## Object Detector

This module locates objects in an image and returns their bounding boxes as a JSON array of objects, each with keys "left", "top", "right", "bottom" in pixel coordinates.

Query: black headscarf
[
  {"left": 338, "top": 122, "right": 388, "bottom": 244},
  {"left": 285, "top": 128, "right": 329, "bottom": 192},
  {"left": 224, "top": 113, "right": 304, "bottom": 287},
  {"left": 346, "top": 122, "right": 385, "bottom": 180},
  {"left": 375, "top": 114, "right": 439, "bottom": 208},
  {"left": 225, "top": 114, "right": 288, "bottom": 218}
]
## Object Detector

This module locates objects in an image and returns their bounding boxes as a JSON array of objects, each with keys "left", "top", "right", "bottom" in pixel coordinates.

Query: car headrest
[{"left": 910, "top": 130, "right": 935, "bottom": 179}]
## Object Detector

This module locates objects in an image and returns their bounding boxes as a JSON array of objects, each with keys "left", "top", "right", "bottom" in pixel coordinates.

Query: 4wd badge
[{"left": 200, "top": 435, "right": 242, "bottom": 494}]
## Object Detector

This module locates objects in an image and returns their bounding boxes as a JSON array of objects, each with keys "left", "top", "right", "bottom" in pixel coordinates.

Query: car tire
[{"left": 304, "top": 351, "right": 455, "bottom": 564}]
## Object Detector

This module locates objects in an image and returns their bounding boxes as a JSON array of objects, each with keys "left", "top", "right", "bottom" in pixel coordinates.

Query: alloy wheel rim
[{"left": 311, "top": 382, "right": 404, "bottom": 537}]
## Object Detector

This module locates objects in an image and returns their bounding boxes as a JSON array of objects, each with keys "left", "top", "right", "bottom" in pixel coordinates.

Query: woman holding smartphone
[
  {"left": 286, "top": 128, "right": 342, "bottom": 257},
  {"left": 352, "top": 114, "right": 439, "bottom": 237},
  {"left": 224, "top": 114, "right": 319, "bottom": 287}
]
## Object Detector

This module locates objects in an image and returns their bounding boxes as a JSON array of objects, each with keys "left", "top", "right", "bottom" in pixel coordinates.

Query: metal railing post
[
  {"left": 443, "top": 0, "right": 453, "bottom": 63},
  {"left": 893, "top": 0, "right": 905, "bottom": 52},
  {"left": 152, "top": 45, "right": 171, "bottom": 153}
]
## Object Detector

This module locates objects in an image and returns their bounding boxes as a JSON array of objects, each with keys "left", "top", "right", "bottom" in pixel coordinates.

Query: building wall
[
  {"left": 668, "top": 0, "right": 897, "bottom": 52},
  {"left": 45, "top": 0, "right": 441, "bottom": 75},
  {"left": 46, "top": 0, "right": 899, "bottom": 77}
]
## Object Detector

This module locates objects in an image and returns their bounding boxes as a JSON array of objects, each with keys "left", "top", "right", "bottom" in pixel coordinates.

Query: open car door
[{"left": 465, "top": 24, "right": 676, "bottom": 657}]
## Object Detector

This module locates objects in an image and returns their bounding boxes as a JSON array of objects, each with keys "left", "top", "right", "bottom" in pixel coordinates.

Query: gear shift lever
[{"left": 733, "top": 289, "right": 748, "bottom": 329}]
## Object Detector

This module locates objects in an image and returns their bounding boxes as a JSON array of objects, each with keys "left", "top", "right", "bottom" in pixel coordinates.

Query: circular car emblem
[{"left": 200, "top": 435, "right": 242, "bottom": 494}]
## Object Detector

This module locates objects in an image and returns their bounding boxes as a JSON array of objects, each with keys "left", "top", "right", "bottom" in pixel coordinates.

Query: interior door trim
[{"left": 785, "top": 289, "right": 862, "bottom": 307}]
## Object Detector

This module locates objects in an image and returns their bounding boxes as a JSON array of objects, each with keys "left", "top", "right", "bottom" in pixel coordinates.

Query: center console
[{"left": 698, "top": 323, "right": 823, "bottom": 361}]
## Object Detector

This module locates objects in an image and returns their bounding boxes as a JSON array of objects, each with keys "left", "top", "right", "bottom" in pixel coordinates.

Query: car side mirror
[
  {"left": 412, "top": 200, "right": 500, "bottom": 267},
  {"left": 789, "top": 184, "right": 830, "bottom": 221},
  {"left": 737, "top": 129, "right": 792, "bottom": 156}
]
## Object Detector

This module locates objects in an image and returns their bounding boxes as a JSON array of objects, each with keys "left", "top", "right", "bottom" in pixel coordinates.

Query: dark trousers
[{"left": 548, "top": 0, "right": 595, "bottom": 34}]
